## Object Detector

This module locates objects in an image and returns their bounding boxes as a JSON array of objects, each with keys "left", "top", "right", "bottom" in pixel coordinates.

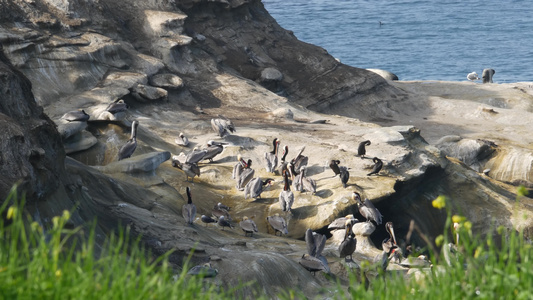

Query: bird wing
[
  {"left": 313, "top": 232, "right": 326, "bottom": 257},
  {"left": 264, "top": 152, "right": 274, "bottom": 172},
  {"left": 305, "top": 228, "right": 316, "bottom": 256},
  {"left": 238, "top": 168, "right": 255, "bottom": 190},
  {"left": 118, "top": 140, "right": 137, "bottom": 160},
  {"left": 269, "top": 215, "right": 287, "bottom": 234},
  {"left": 279, "top": 192, "right": 287, "bottom": 211},
  {"left": 233, "top": 162, "right": 243, "bottom": 179},
  {"left": 186, "top": 149, "right": 207, "bottom": 164},
  {"left": 363, "top": 198, "right": 383, "bottom": 224},
  {"left": 244, "top": 178, "right": 259, "bottom": 199},
  {"left": 302, "top": 177, "right": 316, "bottom": 193}
]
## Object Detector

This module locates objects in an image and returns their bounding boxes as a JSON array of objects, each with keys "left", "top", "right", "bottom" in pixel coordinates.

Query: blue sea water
[{"left": 263, "top": 0, "right": 533, "bottom": 83}]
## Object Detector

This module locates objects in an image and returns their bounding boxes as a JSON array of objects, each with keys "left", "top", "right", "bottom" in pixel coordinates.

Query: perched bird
[
  {"left": 382, "top": 222, "right": 397, "bottom": 253},
  {"left": 339, "top": 220, "right": 357, "bottom": 262},
  {"left": 300, "top": 229, "right": 330, "bottom": 275},
  {"left": 482, "top": 68, "right": 495, "bottom": 84},
  {"left": 367, "top": 157, "right": 383, "bottom": 176},
  {"left": 358, "top": 140, "right": 371, "bottom": 158},
  {"left": 278, "top": 145, "right": 289, "bottom": 170},
  {"left": 291, "top": 146, "right": 308, "bottom": 173},
  {"left": 171, "top": 158, "right": 200, "bottom": 182},
  {"left": 279, "top": 170, "right": 294, "bottom": 212},
  {"left": 175, "top": 132, "right": 189, "bottom": 147},
  {"left": 106, "top": 99, "right": 128, "bottom": 114},
  {"left": 264, "top": 138, "right": 280, "bottom": 173},
  {"left": 232, "top": 155, "right": 247, "bottom": 179},
  {"left": 202, "top": 140, "right": 226, "bottom": 162},
  {"left": 329, "top": 160, "right": 341, "bottom": 177},
  {"left": 182, "top": 187, "right": 196, "bottom": 225},
  {"left": 236, "top": 159, "right": 255, "bottom": 191},
  {"left": 239, "top": 216, "right": 258, "bottom": 237},
  {"left": 328, "top": 214, "right": 358, "bottom": 231},
  {"left": 298, "top": 167, "right": 316, "bottom": 194},
  {"left": 211, "top": 115, "right": 236, "bottom": 137},
  {"left": 217, "top": 202, "right": 230, "bottom": 211},
  {"left": 244, "top": 177, "right": 274, "bottom": 200},
  {"left": 467, "top": 71, "right": 480, "bottom": 81},
  {"left": 212, "top": 203, "right": 231, "bottom": 221},
  {"left": 187, "top": 263, "right": 218, "bottom": 277},
  {"left": 353, "top": 192, "right": 382, "bottom": 225},
  {"left": 376, "top": 244, "right": 400, "bottom": 272},
  {"left": 118, "top": 120, "right": 139, "bottom": 161},
  {"left": 61, "top": 109, "right": 90, "bottom": 122},
  {"left": 185, "top": 147, "right": 208, "bottom": 164},
  {"left": 339, "top": 166, "right": 350, "bottom": 188},
  {"left": 217, "top": 215, "right": 234, "bottom": 230},
  {"left": 200, "top": 215, "right": 217, "bottom": 227},
  {"left": 267, "top": 214, "right": 289, "bottom": 236}
]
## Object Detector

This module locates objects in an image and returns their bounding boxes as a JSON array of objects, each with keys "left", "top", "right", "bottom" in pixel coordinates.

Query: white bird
[
  {"left": 175, "top": 132, "right": 189, "bottom": 147},
  {"left": 467, "top": 71, "right": 480, "bottom": 81}
]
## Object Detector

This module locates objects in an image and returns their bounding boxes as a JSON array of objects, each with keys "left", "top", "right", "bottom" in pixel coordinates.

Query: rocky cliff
[{"left": 1, "top": 0, "right": 533, "bottom": 297}]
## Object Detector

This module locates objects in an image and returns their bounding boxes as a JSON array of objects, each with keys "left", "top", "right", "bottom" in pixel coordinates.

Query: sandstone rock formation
[{"left": 1, "top": 0, "right": 533, "bottom": 297}]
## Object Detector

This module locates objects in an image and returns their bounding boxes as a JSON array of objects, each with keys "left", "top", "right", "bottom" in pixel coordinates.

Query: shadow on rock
[{"left": 291, "top": 205, "right": 318, "bottom": 219}]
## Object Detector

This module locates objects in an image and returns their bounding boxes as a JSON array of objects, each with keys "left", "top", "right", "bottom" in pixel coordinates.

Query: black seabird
[{"left": 367, "top": 157, "right": 383, "bottom": 176}]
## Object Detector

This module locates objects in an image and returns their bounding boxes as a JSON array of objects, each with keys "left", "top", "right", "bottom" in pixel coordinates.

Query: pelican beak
[{"left": 390, "top": 225, "right": 397, "bottom": 245}]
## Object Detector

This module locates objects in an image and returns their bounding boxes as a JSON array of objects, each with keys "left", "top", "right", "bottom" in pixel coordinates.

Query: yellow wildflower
[
  {"left": 435, "top": 234, "right": 444, "bottom": 247},
  {"left": 452, "top": 215, "right": 466, "bottom": 224},
  {"left": 432, "top": 196, "right": 446, "bottom": 209},
  {"left": 6, "top": 206, "right": 16, "bottom": 220}
]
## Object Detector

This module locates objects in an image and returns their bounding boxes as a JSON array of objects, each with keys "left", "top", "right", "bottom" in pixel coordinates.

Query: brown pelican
[
  {"left": 61, "top": 109, "right": 90, "bottom": 122},
  {"left": 264, "top": 138, "right": 280, "bottom": 173},
  {"left": 212, "top": 203, "right": 231, "bottom": 221},
  {"left": 367, "top": 157, "right": 383, "bottom": 176},
  {"left": 232, "top": 155, "right": 247, "bottom": 179},
  {"left": 171, "top": 158, "right": 200, "bottom": 182},
  {"left": 187, "top": 263, "right": 218, "bottom": 277},
  {"left": 202, "top": 140, "right": 226, "bottom": 162},
  {"left": 279, "top": 171, "right": 294, "bottom": 212},
  {"left": 357, "top": 140, "right": 371, "bottom": 158},
  {"left": 217, "top": 215, "right": 233, "bottom": 230},
  {"left": 299, "top": 167, "right": 316, "bottom": 194},
  {"left": 377, "top": 244, "right": 400, "bottom": 271},
  {"left": 239, "top": 216, "right": 258, "bottom": 237},
  {"left": 353, "top": 192, "right": 382, "bottom": 225},
  {"left": 182, "top": 187, "right": 196, "bottom": 225},
  {"left": 291, "top": 146, "right": 308, "bottom": 172},
  {"left": 185, "top": 147, "right": 208, "bottom": 164},
  {"left": 482, "top": 68, "right": 495, "bottom": 84},
  {"left": 329, "top": 160, "right": 341, "bottom": 177},
  {"left": 339, "top": 220, "right": 357, "bottom": 262},
  {"left": 118, "top": 120, "right": 139, "bottom": 161},
  {"left": 267, "top": 214, "right": 288, "bottom": 236},
  {"left": 300, "top": 229, "right": 330, "bottom": 275},
  {"left": 211, "top": 115, "right": 235, "bottom": 137},
  {"left": 106, "top": 99, "right": 128, "bottom": 114},
  {"left": 200, "top": 215, "right": 216, "bottom": 227},
  {"left": 244, "top": 177, "right": 273, "bottom": 200},
  {"left": 175, "top": 132, "right": 189, "bottom": 147},
  {"left": 328, "top": 214, "right": 359, "bottom": 231},
  {"left": 382, "top": 222, "right": 397, "bottom": 253},
  {"left": 339, "top": 166, "right": 350, "bottom": 188},
  {"left": 278, "top": 145, "right": 290, "bottom": 175},
  {"left": 236, "top": 159, "right": 254, "bottom": 191}
]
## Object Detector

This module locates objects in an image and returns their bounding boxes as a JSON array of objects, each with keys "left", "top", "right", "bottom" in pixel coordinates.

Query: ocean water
[{"left": 263, "top": 0, "right": 533, "bottom": 83}]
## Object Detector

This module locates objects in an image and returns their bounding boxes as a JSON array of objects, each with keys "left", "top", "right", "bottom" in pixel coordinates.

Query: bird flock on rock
[{"left": 64, "top": 105, "right": 426, "bottom": 276}]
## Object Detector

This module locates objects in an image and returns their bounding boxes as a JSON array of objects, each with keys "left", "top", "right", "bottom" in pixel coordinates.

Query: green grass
[{"left": 1, "top": 185, "right": 532, "bottom": 299}]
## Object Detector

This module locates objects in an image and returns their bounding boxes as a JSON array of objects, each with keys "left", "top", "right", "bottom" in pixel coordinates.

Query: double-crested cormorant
[
  {"left": 203, "top": 140, "right": 226, "bottom": 162},
  {"left": 329, "top": 160, "right": 341, "bottom": 177},
  {"left": 201, "top": 215, "right": 216, "bottom": 227},
  {"left": 62, "top": 109, "right": 90, "bottom": 122},
  {"left": 353, "top": 192, "right": 382, "bottom": 225},
  {"left": 118, "top": 120, "right": 139, "bottom": 161},
  {"left": 339, "top": 220, "right": 357, "bottom": 262},
  {"left": 267, "top": 214, "right": 288, "bottom": 236},
  {"left": 175, "top": 132, "right": 189, "bottom": 147},
  {"left": 211, "top": 115, "right": 235, "bottom": 137},
  {"left": 217, "top": 215, "right": 233, "bottom": 230},
  {"left": 279, "top": 170, "right": 294, "bottom": 212},
  {"left": 187, "top": 263, "right": 219, "bottom": 277},
  {"left": 339, "top": 166, "right": 350, "bottom": 188},
  {"left": 244, "top": 177, "right": 273, "bottom": 200},
  {"left": 239, "top": 216, "right": 258, "bottom": 237},
  {"left": 367, "top": 157, "right": 383, "bottom": 176},
  {"left": 182, "top": 187, "right": 196, "bottom": 225},
  {"left": 236, "top": 159, "right": 254, "bottom": 191},
  {"left": 358, "top": 140, "right": 371, "bottom": 158},
  {"left": 106, "top": 99, "right": 128, "bottom": 114},
  {"left": 264, "top": 138, "right": 280, "bottom": 173}
]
